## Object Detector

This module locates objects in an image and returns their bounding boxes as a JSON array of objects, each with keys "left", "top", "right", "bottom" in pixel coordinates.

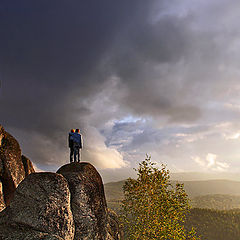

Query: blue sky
[{"left": 1, "top": 0, "right": 240, "bottom": 182}]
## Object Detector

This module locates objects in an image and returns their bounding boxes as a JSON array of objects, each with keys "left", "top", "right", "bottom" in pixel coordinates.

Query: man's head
[
  {"left": 71, "top": 129, "right": 75, "bottom": 133},
  {"left": 76, "top": 129, "right": 80, "bottom": 133}
]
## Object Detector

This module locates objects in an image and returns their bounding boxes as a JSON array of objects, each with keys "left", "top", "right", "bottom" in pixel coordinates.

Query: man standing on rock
[
  {"left": 68, "top": 129, "right": 75, "bottom": 162},
  {"left": 70, "top": 129, "right": 83, "bottom": 162}
]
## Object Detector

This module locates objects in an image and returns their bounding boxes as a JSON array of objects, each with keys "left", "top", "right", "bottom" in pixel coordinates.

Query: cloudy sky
[{"left": 1, "top": 0, "right": 240, "bottom": 182}]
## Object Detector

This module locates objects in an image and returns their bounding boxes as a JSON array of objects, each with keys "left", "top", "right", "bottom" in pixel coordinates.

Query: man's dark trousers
[
  {"left": 70, "top": 147, "right": 74, "bottom": 162},
  {"left": 73, "top": 146, "right": 80, "bottom": 162}
]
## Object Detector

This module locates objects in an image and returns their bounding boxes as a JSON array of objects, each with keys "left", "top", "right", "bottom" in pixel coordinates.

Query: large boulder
[
  {"left": 0, "top": 172, "right": 75, "bottom": 240},
  {"left": 0, "top": 125, "right": 35, "bottom": 209},
  {"left": 57, "top": 162, "right": 112, "bottom": 240}
]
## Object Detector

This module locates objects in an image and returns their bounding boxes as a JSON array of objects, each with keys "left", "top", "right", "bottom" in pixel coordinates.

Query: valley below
[{"left": 105, "top": 178, "right": 240, "bottom": 240}]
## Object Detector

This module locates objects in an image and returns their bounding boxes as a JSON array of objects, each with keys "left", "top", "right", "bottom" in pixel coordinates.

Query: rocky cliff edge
[{"left": 0, "top": 125, "right": 123, "bottom": 240}]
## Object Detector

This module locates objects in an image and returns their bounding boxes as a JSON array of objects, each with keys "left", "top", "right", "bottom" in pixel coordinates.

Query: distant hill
[
  {"left": 104, "top": 179, "right": 240, "bottom": 212},
  {"left": 170, "top": 172, "right": 240, "bottom": 181},
  {"left": 104, "top": 177, "right": 240, "bottom": 240},
  {"left": 105, "top": 179, "right": 240, "bottom": 200},
  {"left": 104, "top": 180, "right": 125, "bottom": 201},
  {"left": 174, "top": 179, "right": 240, "bottom": 197},
  {"left": 191, "top": 194, "right": 240, "bottom": 210}
]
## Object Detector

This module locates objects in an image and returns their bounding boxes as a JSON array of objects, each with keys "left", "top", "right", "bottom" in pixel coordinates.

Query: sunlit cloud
[
  {"left": 224, "top": 133, "right": 240, "bottom": 140},
  {"left": 193, "top": 156, "right": 205, "bottom": 167},
  {"left": 206, "top": 153, "right": 217, "bottom": 168},
  {"left": 193, "top": 153, "right": 229, "bottom": 172}
]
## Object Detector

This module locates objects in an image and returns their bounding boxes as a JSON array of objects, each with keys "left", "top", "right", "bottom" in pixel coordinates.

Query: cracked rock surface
[{"left": 0, "top": 172, "right": 74, "bottom": 240}]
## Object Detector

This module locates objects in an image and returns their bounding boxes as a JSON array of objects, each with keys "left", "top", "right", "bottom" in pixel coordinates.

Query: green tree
[{"left": 120, "top": 156, "right": 200, "bottom": 240}]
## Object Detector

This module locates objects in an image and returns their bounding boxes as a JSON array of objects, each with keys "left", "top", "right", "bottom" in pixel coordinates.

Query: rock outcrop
[
  {"left": 0, "top": 172, "right": 74, "bottom": 240},
  {"left": 0, "top": 125, "right": 35, "bottom": 210},
  {"left": 57, "top": 163, "right": 114, "bottom": 240},
  {"left": 0, "top": 162, "right": 122, "bottom": 240},
  {"left": 0, "top": 125, "right": 122, "bottom": 239}
]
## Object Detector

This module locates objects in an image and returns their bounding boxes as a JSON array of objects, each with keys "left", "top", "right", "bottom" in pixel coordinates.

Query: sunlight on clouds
[
  {"left": 214, "top": 122, "right": 240, "bottom": 140},
  {"left": 206, "top": 153, "right": 217, "bottom": 167},
  {"left": 193, "top": 153, "right": 229, "bottom": 172},
  {"left": 215, "top": 122, "right": 232, "bottom": 129},
  {"left": 175, "top": 132, "right": 204, "bottom": 143},
  {"left": 83, "top": 147, "right": 127, "bottom": 169},
  {"left": 8, "top": 125, "right": 128, "bottom": 171},
  {"left": 82, "top": 126, "right": 129, "bottom": 169},
  {"left": 225, "top": 133, "right": 240, "bottom": 140},
  {"left": 224, "top": 103, "right": 240, "bottom": 111},
  {"left": 193, "top": 156, "right": 205, "bottom": 167}
]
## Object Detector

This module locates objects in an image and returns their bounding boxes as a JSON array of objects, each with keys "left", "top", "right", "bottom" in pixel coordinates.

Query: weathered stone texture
[
  {"left": 0, "top": 172, "right": 74, "bottom": 240},
  {"left": 57, "top": 162, "right": 109, "bottom": 240}
]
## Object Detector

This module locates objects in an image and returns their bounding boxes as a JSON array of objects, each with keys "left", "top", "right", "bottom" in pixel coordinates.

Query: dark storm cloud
[
  {"left": 1, "top": 0, "right": 239, "bottom": 169},
  {"left": 0, "top": 0, "right": 174, "bottom": 135},
  {"left": 0, "top": 0, "right": 147, "bottom": 131},
  {"left": 0, "top": 0, "right": 159, "bottom": 166},
  {"left": 103, "top": 10, "right": 203, "bottom": 122}
]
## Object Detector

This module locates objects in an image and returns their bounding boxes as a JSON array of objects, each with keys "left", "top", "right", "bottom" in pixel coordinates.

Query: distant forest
[
  {"left": 108, "top": 200, "right": 240, "bottom": 240},
  {"left": 191, "top": 194, "right": 240, "bottom": 210},
  {"left": 185, "top": 208, "right": 240, "bottom": 240},
  {"left": 105, "top": 180, "right": 240, "bottom": 240}
]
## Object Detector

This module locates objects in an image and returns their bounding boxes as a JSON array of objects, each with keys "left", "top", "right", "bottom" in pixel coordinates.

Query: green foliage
[{"left": 120, "top": 156, "right": 200, "bottom": 240}]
